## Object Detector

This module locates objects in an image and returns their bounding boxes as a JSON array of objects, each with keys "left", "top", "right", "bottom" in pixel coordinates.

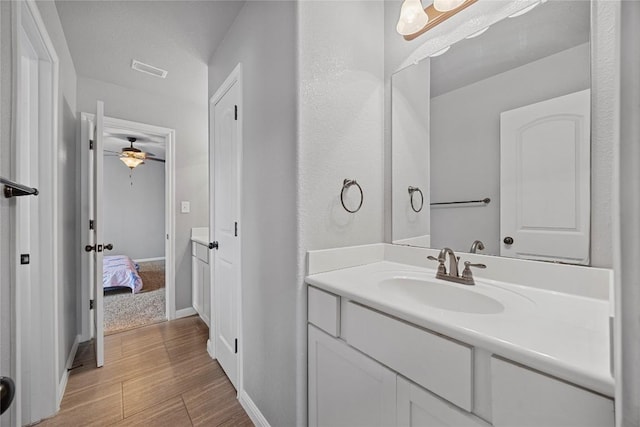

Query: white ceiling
[
  {"left": 55, "top": 0, "right": 245, "bottom": 104},
  {"left": 430, "top": 0, "right": 590, "bottom": 97}
]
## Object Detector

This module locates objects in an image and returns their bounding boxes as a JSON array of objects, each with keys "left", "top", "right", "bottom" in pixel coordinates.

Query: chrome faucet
[
  {"left": 428, "top": 247, "right": 486, "bottom": 285},
  {"left": 469, "top": 240, "right": 485, "bottom": 253}
]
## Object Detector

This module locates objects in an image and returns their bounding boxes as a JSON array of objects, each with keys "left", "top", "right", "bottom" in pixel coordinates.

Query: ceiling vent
[{"left": 131, "top": 59, "right": 168, "bottom": 79}]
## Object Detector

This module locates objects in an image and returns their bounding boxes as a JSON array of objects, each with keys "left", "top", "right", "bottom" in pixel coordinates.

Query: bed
[{"left": 103, "top": 255, "right": 144, "bottom": 293}]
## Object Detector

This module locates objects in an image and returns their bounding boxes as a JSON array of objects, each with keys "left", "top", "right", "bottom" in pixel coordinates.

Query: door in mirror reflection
[{"left": 500, "top": 89, "right": 591, "bottom": 265}]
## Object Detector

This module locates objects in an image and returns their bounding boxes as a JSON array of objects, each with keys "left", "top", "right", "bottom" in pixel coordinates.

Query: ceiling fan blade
[{"left": 145, "top": 157, "right": 166, "bottom": 163}]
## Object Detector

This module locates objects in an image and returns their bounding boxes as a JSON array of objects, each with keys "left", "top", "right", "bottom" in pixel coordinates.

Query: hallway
[{"left": 38, "top": 317, "right": 252, "bottom": 426}]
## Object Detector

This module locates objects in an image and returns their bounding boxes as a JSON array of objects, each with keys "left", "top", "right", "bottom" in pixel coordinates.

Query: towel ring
[
  {"left": 408, "top": 186, "right": 424, "bottom": 213},
  {"left": 341, "top": 179, "right": 363, "bottom": 213}
]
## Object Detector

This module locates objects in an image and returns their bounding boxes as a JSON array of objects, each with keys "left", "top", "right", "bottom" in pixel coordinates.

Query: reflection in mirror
[{"left": 391, "top": 0, "right": 592, "bottom": 264}]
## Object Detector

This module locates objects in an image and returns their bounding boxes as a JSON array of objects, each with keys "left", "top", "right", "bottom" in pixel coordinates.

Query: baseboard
[
  {"left": 207, "top": 339, "right": 215, "bottom": 360},
  {"left": 57, "top": 334, "right": 80, "bottom": 408},
  {"left": 134, "top": 256, "right": 166, "bottom": 263},
  {"left": 175, "top": 307, "right": 197, "bottom": 319},
  {"left": 239, "top": 390, "right": 270, "bottom": 427}
]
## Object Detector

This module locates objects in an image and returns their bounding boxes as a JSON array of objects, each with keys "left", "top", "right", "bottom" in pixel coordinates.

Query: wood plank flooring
[{"left": 37, "top": 316, "right": 252, "bottom": 427}]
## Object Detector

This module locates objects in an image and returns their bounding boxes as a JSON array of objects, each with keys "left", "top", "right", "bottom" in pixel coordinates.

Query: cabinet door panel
[
  {"left": 398, "top": 376, "right": 489, "bottom": 427},
  {"left": 491, "top": 357, "right": 614, "bottom": 427},
  {"left": 308, "top": 325, "right": 396, "bottom": 427}
]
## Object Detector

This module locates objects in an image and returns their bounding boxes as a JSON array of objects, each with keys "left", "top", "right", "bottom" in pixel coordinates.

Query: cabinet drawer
[
  {"left": 491, "top": 357, "right": 614, "bottom": 427},
  {"left": 343, "top": 302, "right": 472, "bottom": 411},
  {"left": 194, "top": 242, "right": 209, "bottom": 264},
  {"left": 308, "top": 286, "right": 340, "bottom": 337}
]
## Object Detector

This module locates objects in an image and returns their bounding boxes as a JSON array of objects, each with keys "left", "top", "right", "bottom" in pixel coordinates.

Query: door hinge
[
  {"left": 234, "top": 338, "right": 238, "bottom": 354},
  {"left": 89, "top": 299, "right": 94, "bottom": 310},
  {"left": 234, "top": 222, "right": 238, "bottom": 237},
  {"left": 89, "top": 220, "right": 94, "bottom": 230},
  {"left": 89, "top": 139, "right": 94, "bottom": 150},
  {"left": 234, "top": 105, "right": 238, "bottom": 121}
]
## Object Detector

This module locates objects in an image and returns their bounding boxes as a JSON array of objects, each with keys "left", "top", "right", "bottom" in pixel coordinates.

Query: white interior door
[
  {"left": 211, "top": 73, "right": 241, "bottom": 389},
  {"left": 500, "top": 89, "right": 590, "bottom": 264},
  {"left": 91, "top": 101, "right": 105, "bottom": 367}
]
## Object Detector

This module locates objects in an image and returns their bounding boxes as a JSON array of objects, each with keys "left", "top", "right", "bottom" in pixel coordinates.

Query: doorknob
[
  {"left": 104, "top": 244, "right": 113, "bottom": 251},
  {"left": 85, "top": 244, "right": 96, "bottom": 252},
  {"left": 0, "top": 376, "right": 16, "bottom": 415},
  {"left": 503, "top": 236, "right": 514, "bottom": 245}
]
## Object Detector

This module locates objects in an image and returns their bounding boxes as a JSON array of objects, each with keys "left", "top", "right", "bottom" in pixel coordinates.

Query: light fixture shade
[
  {"left": 433, "top": 0, "right": 466, "bottom": 12},
  {"left": 396, "top": 0, "right": 429, "bottom": 36},
  {"left": 120, "top": 156, "right": 144, "bottom": 169}
]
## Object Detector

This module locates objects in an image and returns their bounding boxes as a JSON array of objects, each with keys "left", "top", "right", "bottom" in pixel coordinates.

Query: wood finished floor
[{"left": 38, "top": 316, "right": 253, "bottom": 427}]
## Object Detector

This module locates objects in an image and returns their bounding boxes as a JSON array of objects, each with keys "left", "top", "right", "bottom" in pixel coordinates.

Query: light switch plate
[{"left": 181, "top": 201, "right": 190, "bottom": 213}]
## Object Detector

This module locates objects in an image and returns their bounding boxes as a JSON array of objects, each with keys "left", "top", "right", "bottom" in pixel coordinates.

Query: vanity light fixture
[
  {"left": 400, "top": 0, "right": 478, "bottom": 41},
  {"left": 433, "top": 0, "right": 465, "bottom": 12},
  {"left": 396, "top": 0, "right": 429, "bottom": 36}
]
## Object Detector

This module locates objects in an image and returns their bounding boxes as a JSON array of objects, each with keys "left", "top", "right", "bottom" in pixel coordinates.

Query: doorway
[
  {"left": 209, "top": 63, "right": 243, "bottom": 391},
  {"left": 11, "top": 0, "right": 60, "bottom": 424},
  {"left": 79, "top": 113, "right": 176, "bottom": 364}
]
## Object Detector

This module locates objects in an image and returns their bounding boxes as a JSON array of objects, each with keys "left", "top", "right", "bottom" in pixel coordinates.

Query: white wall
[
  {"left": 103, "top": 155, "right": 165, "bottom": 260},
  {"left": 76, "top": 76, "right": 208, "bottom": 310},
  {"left": 297, "top": 1, "right": 385, "bottom": 424},
  {"left": 391, "top": 59, "right": 430, "bottom": 244},
  {"left": 429, "top": 43, "right": 590, "bottom": 255},
  {"left": 208, "top": 2, "right": 298, "bottom": 426},
  {"left": 618, "top": 1, "right": 638, "bottom": 424}
]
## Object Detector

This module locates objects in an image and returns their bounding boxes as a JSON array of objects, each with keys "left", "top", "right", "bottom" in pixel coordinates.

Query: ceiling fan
[{"left": 104, "top": 135, "right": 165, "bottom": 170}]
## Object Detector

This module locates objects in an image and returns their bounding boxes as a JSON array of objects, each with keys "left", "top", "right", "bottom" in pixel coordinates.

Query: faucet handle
[
  {"left": 461, "top": 261, "right": 486, "bottom": 283},
  {"left": 464, "top": 261, "right": 486, "bottom": 269},
  {"left": 427, "top": 255, "right": 447, "bottom": 275}
]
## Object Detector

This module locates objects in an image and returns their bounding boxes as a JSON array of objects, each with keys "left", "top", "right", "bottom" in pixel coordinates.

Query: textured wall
[
  {"left": 297, "top": 2, "right": 385, "bottom": 424},
  {"left": 208, "top": 2, "right": 298, "bottom": 426},
  {"left": 618, "top": 0, "right": 638, "bottom": 424},
  {"left": 103, "top": 156, "right": 165, "bottom": 260},
  {"left": 77, "top": 76, "right": 208, "bottom": 310}
]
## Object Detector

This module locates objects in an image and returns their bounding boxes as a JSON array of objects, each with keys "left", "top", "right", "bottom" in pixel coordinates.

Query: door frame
[
  {"left": 79, "top": 113, "right": 177, "bottom": 342},
  {"left": 11, "top": 0, "right": 60, "bottom": 423},
  {"left": 208, "top": 63, "right": 243, "bottom": 395}
]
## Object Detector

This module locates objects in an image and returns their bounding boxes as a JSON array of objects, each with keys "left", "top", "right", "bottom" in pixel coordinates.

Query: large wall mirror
[{"left": 391, "top": 0, "right": 593, "bottom": 265}]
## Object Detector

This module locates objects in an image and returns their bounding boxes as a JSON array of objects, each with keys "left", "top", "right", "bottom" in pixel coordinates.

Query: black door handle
[
  {"left": 503, "top": 236, "right": 514, "bottom": 245},
  {"left": 0, "top": 376, "right": 15, "bottom": 415},
  {"left": 104, "top": 243, "right": 113, "bottom": 251}
]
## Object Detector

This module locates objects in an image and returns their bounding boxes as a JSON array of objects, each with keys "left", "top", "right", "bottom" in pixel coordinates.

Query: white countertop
[
  {"left": 306, "top": 260, "right": 613, "bottom": 397},
  {"left": 191, "top": 227, "right": 209, "bottom": 246}
]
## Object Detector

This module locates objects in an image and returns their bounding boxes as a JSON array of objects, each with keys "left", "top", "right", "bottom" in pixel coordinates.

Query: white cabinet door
[
  {"left": 500, "top": 89, "right": 590, "bottom": 264},
  {"left": 202, "top": 260, "right": 211, "bottom": 326},
  {"left": 491, "top": 357, "right": 614, "bottom": 427},
  {"left": 397, "top": 376, "right": 489, "bottom": 427},
  {"left": 308, "top": 325, "right": 396, "bottom": 427},
  {"left": 192, "top": 252, "right": 203, "bottom": 316}
]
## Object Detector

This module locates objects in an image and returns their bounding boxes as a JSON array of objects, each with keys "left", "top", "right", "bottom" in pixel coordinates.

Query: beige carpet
[
  {"left": 137, "top": 260, "right": 165, "bottom": 293},
  {"left": 104, "top": 289, "right": 165, "bottom": 335},
  {"left": 103, "top": 260, "right": 166, "bottom": 335}
]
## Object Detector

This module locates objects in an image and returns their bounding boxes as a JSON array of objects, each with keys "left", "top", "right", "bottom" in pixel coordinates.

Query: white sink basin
[{"left": 378, "top": 277, "right": 505, "bottom": 314}]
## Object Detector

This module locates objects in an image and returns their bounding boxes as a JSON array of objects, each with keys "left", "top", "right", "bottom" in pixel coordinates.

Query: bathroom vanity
[
  {"left": 191, "top": 227, "right": 211, "bottom": 326},
  {"left": 306, "top": 244, "right": 614, "bottom": 427}
]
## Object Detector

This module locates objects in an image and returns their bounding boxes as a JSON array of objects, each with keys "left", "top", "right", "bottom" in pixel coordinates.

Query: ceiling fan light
[
  {"left": 396, "top": 0, "right": 429, "bottom": 36},
  {"left": 120, "top": 156, "right": 144, "bottom": 169},
  {"left": 433, "top": 0, "right": 466, "bottom": 12}
]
